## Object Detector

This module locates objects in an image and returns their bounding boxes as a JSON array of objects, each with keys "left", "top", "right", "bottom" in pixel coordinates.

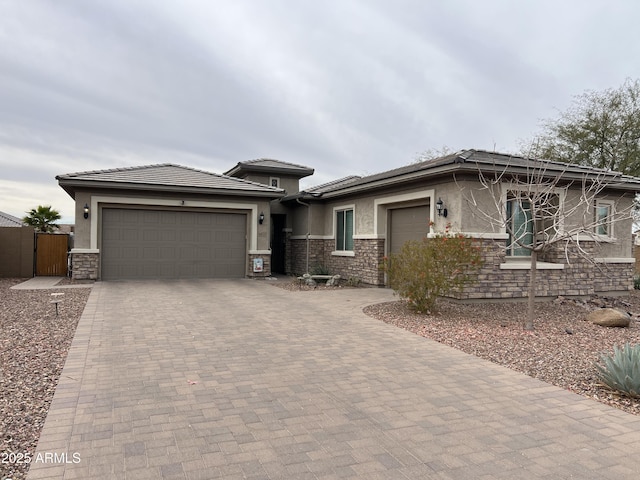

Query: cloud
[{"left": 1, "top": 0, "right": 640, "bottom": 221}]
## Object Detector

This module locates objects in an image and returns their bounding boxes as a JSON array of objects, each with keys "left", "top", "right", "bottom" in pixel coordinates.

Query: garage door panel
[
  {"left": 101, "top": 208, "right": 246, "bottom": 280},
  {"left": 142, "top": 247, "right": 158, "bottom": 259},
  {"left": 389, "top": 205, "right": 430, "bottom": 255},
  {"left": 142, "top": 211, "right": 160, "bottom": 223},
  {"left": 197, "top": 231, "right": 212, "bottom": 242}
]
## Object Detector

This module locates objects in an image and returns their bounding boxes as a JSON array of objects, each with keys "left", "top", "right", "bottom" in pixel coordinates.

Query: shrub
[
  {"left": 380, "top": 228, "right": 483, "bottom": 313},
  {"left": 346, "top": 276, "right": 361, "bottom": 287},
  {"left": 310, "top": 264, "right": 331, "bottom": 276},
  {"left": 595, "top": 343, "right": 640, "bottom": 398},
  {"left": 634, "top": 275, "right": 640, "bottom": 290}
]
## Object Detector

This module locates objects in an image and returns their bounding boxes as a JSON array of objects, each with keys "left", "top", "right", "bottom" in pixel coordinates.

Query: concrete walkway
[
  {"left": 28, "top": 279, "right": 640, "bottom": 479},
  {"left": 10, "top": 276, "right": 94, "bottom": 290}
]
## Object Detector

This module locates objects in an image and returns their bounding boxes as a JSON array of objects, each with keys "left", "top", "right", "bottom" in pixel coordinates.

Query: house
[
  {"left": 56, "top": 164, "right": 286, "bottom": 280},
  {"left": 57, "top": 150, "right": 640, "bottom": 299},
  {"left": 0, "top": 210, "right": 25, "bottom": 227}
]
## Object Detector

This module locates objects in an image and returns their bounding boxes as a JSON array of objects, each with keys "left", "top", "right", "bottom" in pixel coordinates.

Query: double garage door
[{"left": 101, "top": 208, "right": 246, "bottom": 280}]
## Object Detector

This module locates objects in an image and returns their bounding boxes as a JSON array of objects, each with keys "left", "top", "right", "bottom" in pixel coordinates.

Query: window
[
  {"left": 506, "top": 197, "right": 533, "bottom": 256},
  {"left": 336, "top": 209, "right": 354, "bottom": 251},
  {"left": 595, "top": 202, "right": 613, "bottom": 237},
  {"left": 270, "top": 177, "right": 280, "bottom": 188}
]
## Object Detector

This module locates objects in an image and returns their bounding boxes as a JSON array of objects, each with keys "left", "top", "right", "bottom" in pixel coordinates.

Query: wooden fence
[{"left": 0, "top": 227, "right": 35, "bottom": 277}]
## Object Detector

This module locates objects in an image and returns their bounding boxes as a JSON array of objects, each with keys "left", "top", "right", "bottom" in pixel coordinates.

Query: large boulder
[{"left": 587, "top": 308, "right": 631, "bottom": 328}]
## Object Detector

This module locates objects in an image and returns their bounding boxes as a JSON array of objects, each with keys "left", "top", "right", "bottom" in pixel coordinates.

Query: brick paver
[{"left": 27, "top": 279, "right": 640, "bottom": 479}]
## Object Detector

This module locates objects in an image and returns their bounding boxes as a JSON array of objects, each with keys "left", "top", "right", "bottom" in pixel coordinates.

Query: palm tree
[{"left": 23, "top": 205, "right": 62, "bottom": 233}]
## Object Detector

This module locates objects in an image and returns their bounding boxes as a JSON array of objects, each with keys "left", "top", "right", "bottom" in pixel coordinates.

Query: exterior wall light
[
  {"left": 435, "top": 198, "right": 447, "bottom": 218},
  {"left": 259, "top": 212, "right": 265, "bottom": 224},
  {"left": 83, "top": 204, "right": 90, "bottom": 219}
]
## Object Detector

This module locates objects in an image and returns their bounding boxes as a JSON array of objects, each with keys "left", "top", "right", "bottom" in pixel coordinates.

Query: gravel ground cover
[
  {"left": 0, "top": 278, "right": 91, "bottom": 480},
  {"left": 275, "top": 278, "right": 640, "bottom": 415}
]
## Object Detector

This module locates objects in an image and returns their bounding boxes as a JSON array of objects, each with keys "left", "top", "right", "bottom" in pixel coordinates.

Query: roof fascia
[
  {"left": 466, "top": 162, "right": 640, "bottom": 192},
  {"left": 305, "top": 161, "right": 640, "bottom": 200},
  {"left": 57, "top": 179, "right": 285, "bottom": 199},
  {"left": 226, "top": 164, "right": 314, "bottom": 178}
]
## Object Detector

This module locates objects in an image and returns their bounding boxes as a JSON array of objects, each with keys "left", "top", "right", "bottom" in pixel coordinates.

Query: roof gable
[{"left": 57, "top": 164, "right": 284, "bottom": 199}]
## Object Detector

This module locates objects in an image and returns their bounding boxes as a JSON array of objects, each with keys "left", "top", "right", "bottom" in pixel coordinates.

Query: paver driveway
[{"left": 28, "top": 279, "right": 640, "bottom": 479}]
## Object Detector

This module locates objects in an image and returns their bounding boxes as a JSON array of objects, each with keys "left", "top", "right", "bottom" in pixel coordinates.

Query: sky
[{"left": 2, "top": 1, "right": 640, "bottom": 223}]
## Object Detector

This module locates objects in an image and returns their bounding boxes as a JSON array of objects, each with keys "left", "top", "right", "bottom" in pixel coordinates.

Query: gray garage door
[
  {"left": 101, "top": 208, "right": 246, "bottom": 280},
  {"left": 388, "top": 205, "right": 430, "bottom": 255}
]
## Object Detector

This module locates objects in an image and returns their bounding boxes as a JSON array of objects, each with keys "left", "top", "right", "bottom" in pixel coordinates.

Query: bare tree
[{"left": 461, "top": 158, "right": 636, "bottom": 330}]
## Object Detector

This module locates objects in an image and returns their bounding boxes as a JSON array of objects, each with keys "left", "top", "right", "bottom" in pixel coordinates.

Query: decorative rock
[
  {"left": 326, "top": 275, "right": 341, "bottom": 286},
  {"left": 587, "top": 308, "right": 631, "bottom": 328}
]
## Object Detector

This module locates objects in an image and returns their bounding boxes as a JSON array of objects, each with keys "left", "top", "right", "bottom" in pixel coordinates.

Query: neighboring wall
[{"left": 0, "top": 227, "right": 34, "bottom": 277}]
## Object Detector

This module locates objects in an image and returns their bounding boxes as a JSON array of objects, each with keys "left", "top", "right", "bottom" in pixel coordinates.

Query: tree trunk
[{"left": 525, "top": 249, "right": 537, "bottom": 330}]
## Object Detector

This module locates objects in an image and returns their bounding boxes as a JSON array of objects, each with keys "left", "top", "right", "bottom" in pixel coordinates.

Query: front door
[{"left": 270, "top": 214, "right": 286, "bottom": 274}]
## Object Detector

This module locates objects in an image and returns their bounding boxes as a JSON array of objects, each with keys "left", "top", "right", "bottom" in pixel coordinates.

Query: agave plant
[{"left": 595, "top": 343, "right": 640, "bottom": 398}]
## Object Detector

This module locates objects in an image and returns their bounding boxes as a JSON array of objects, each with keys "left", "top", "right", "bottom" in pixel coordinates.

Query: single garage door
[
  {"left": 388, "top": 205, "right": 430, "bottom": 255},
  {"left": 101, "top": 208, "right": 246, "bottom": 280}
]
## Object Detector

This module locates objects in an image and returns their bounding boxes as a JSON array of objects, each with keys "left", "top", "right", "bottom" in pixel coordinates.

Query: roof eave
[
  {"left": 461, "top": 161, "right": 640, "bottom": 191},
  {"left": 57, "top": 179, "right": 285, "bottom": 199},
  {"left": 318, "top": 164, "right": 461, "bottom": 198},
  {"left": 225, "top": 164, "right": 314, "bottom": 178},
  {"left": 306, "top": 161, "right": 640, "bottom": 198}
]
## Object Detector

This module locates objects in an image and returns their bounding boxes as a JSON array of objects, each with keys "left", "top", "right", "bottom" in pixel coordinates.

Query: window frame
[
  {"left": 334, "top": 206, "right": 355, "bottom": 253},
  {"left": 505, "top": 195, "right": 533, "bottom": 257},
  {"left": 502, "top": 186, "right": 564, "bottom": 258},
  {"left": 594, "top": 200, "right": 614, "bottom": 238},
  {"left": 270, "top": 177, "right": 280, "bottom": 188}
]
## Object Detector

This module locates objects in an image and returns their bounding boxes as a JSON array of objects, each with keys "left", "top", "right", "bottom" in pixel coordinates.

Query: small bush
[
  {"left": 634, "top": 275, "right": 640, "bottom": 290},
  {"left": 310, "top": 264, "right": 331, "bottom": 276},
  {"left": 346, "top": 277, "right": 361, "bottom": 287},
  {"left": 595, "top": 343, "right": 640, "bottom": 398},
  {"left": 380, "top": 227, "right": 483, "bottom": 313}
]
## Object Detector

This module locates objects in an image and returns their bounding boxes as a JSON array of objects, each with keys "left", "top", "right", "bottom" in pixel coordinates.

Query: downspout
[{"left": 296, "top": 197, "right": 311, "bottom": 274}]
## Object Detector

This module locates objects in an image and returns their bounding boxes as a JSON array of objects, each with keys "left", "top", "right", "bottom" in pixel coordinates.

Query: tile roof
[
  {"left": 302, "top": 149, "right": 640, "bottom": 198},
  {"left": 57, "top": 164, "right": 284, "bottom": 198},
  {"left": 225, "top": 158, "right": 314, "bottom": 178},
  {"left": 305, "top": 176, "right": 362, "bottom": 194},
  {"left": 0, "top": 211, "right": 25, "bottom": 227}
]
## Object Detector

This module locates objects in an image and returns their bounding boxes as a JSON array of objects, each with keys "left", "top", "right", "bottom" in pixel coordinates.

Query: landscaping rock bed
[{"left": 0, "top": 278, "right": 91, "bottom": 480}]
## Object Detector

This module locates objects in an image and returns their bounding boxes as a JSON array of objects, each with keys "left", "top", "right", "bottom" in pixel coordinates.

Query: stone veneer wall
[
  {"left": 288, "top": 238, "right": 385, "bottom": 285},
  {"left": 289, "top": 236, "right": 633, "bottom": 297},
  {"left": 247, "top": 253, "right": 271, "bottom": 278},
  {"left": 323, "top": 239, "right": 386, "bottom": 285},
  {"left": 593, "top": 262, "right": 634, "bottom": 294},
  {"left": 289, "top": 238, "right": 326, "bottom": 276},
  {"left": 453, "top": 239, "right": 631, "bottom": 300},
  {"left": 71, "top": 252, "right": 99, "bottom": 280}
]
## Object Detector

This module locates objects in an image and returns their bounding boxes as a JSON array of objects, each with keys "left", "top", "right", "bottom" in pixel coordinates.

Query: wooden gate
[{"left": 36, "top": 234, "right": 69, "bottom": 276}]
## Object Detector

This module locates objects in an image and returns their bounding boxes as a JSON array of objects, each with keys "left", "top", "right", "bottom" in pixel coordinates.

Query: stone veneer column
[
  {"left": 70, "top": 250, "right": 99, "bottom": 280},
  {"left": 247, "top": 253, "right": 271, "bottom": 278}
]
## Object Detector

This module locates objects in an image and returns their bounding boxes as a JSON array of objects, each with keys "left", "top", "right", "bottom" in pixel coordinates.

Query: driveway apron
[{"left": 28, "top": 279, "right": 640, "bottom": 479}]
